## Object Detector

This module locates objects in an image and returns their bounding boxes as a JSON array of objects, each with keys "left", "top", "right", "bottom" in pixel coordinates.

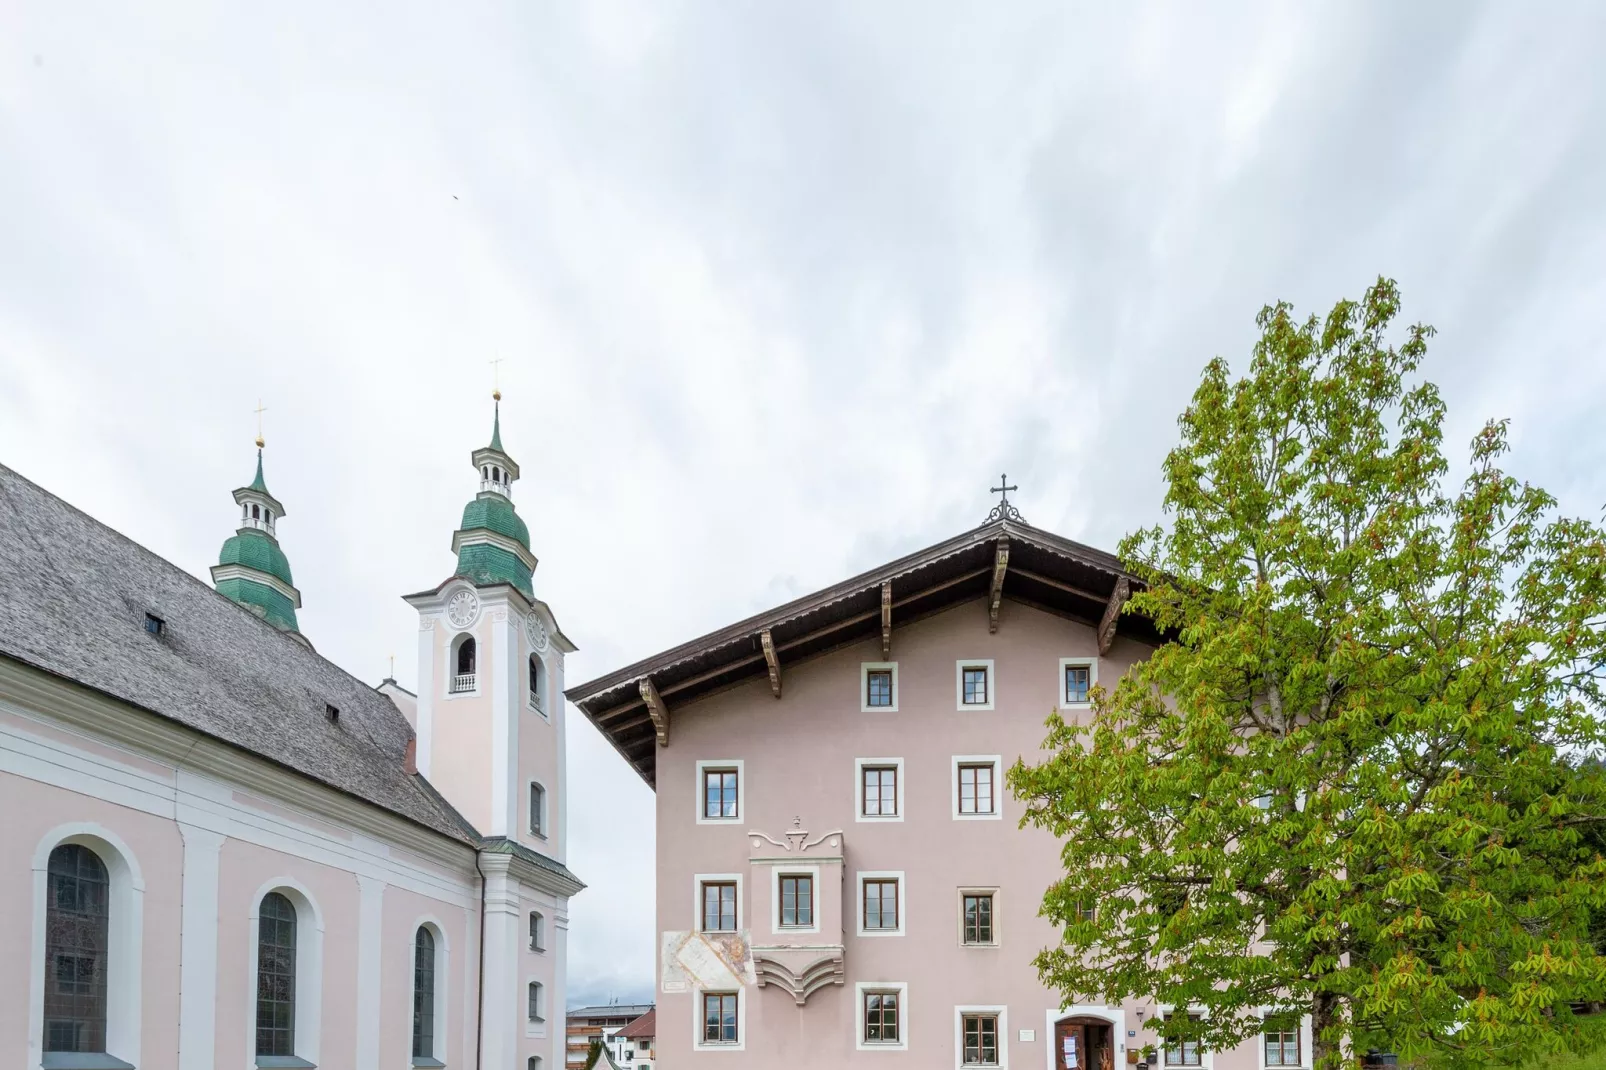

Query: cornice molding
[{"left": 209, "top": 562, "right": 303, "bottom": 606}]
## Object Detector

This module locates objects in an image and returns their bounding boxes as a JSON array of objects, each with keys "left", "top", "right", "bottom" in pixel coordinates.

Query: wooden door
[{"left": 1056, "top": 1020, "right": 1088, "bottom": 1070}]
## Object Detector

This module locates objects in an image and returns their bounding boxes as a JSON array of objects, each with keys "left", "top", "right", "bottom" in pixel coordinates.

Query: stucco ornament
[
  {"left": 445, "top": 588, "right": 481, "bottom": 630},
  {"left": 526, "top": 612, "right": 550, "bottom": 653}
]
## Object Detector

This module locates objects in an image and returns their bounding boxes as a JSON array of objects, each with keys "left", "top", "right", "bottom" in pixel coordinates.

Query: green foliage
[
  {"left": 584, "top": 1037, "right": 603, "bottom": 1069},
  {"left": 1009, "top": 279, "right": 1606, "bottom": 1068}
]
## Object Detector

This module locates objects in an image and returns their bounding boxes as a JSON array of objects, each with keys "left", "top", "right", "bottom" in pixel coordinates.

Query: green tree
[{"left": 1009, "top": 279, "right": 1606, "bottom": 1068}]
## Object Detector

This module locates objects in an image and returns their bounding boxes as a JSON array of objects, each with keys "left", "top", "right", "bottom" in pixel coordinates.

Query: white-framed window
[
  {"left": 952, "top": 755, "right": 1003, "bottom": 820},
  {"left": 855, "top": 757, "right": 905, "bottom": 822},
  {"left": 770, "top": 865, "right": 821, "bottom": 935},
  {"left": 529, "top": 781, "right": 548, "bottom": 838},
  {"left": 528, "top": 980, "right": 545, "bottom": 1022},
  {"left": 957, "top": 887, "right": 999, "bottom": 946},
  {"left": 447, "top": 633, "right": 478, "bottom": 696},
  {"left": 528, "top": 654, "right": 547, "bottom": 716},
  {"left": 529, "top": 911, "right": 545, "bottom": 952},
  {"left": 247, "top": 878, "right": 324, "bottom": 1068},
  {"left": 860, "top": 662, "right": 899, "bottom": 712},
  {"left": 693, "top": 988, "right": 744, "bottom": 1051},
  {"left": 955, "top": 1005, "right": 1008, "bottom": 1067},
  {"left": 1059, "top": 657, "right": 1098, "bottom": 708},
  {"left": 855, "top": 980, "right": 909, "bottom": 1051},
  {"left": 1160, "top": 1006, "right": 1210, "bottom": 1069},
  {"left": 857, "top": 871, "right": 905, "bottom": 937},
  {"left": 1257, "top": 1010, "right": 1311, "bottom": 1070},
  {"left": 694, "top": 874, "right": 743, "bottom": 933},
  {"left": 695, "top": 760, "right": 744, "bottom": 824},
  {"left": 955, "top": 660, "right": 996, "bottom": 711},
  {"left": 31, "top": 826, "right": 146, "bottom": 1068},
  {"left": 411, "top": 921, "right": 449, "bottom": 1067}
]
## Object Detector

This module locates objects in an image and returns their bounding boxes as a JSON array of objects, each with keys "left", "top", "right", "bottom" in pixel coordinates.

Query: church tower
[{"left": 210, "top": 434, "right": 305, "bottom": 641}]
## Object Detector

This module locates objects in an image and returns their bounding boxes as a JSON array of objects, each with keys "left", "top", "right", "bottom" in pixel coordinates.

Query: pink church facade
[
  {"left": 0, "top": 398, "right": 580, "bottom": 1070},
  {"left": 570, "top": 513, "right": 1315, "bottom": 1070}
]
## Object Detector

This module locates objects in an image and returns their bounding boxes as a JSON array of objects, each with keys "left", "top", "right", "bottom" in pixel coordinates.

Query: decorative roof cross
[
  {"left": 983, "top": 472, "right": 1027, "bottom": 525},
  {"left": 489, "top": 356, "right": 504, "bottom": 401}
]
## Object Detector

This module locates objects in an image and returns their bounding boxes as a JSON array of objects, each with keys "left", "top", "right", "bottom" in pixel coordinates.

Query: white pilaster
[
  {"left": 356, "top": 875, "right": 386, "bottom": 1069},
  {"left": 177, "top": 783, "right": 228, "bottom": 1070},
  {"left": 478, "top": 855, "right": 522, "bottom": 1069},
  {"left": 490, "top": 607, "right": 519, "bottom": 837},
  {"left": 416, "top": 617, "right": 436, "bottom": 778}
]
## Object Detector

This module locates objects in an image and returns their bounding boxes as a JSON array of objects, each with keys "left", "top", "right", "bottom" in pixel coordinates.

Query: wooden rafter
[
  {"left": 639, "top": 676, "right": 671, "bottom": 747},
  {"left": 761, "top": 629, "right": 782, "bottom": 698},
  {"left": 988, "top": 539, "right": 1010, "bottom": 633},
  {"left": 880, "top": 582, "right": 892, "bottom": 659},
  {"left": 1098, "top": 577, "right": 1131, "bottom": 655}
]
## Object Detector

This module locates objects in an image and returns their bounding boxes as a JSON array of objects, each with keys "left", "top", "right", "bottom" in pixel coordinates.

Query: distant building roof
[
  {"left": 566, "top": 1004, "right": 654, "bottom": 1022},
  {"left": 0, "top": 463, "right": 478, "bottom": 842},
  {"left": 614, "top": 1008, "right": 656, "bottom": 1039}
]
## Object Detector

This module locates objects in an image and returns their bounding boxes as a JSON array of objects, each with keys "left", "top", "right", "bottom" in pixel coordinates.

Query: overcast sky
[{"left": 3, "top": 2, "right": 1604, "bottom": 1006}]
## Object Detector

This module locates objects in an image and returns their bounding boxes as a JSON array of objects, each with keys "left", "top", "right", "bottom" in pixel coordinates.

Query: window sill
[
  {"left": 412, "top": 1059, "right": 448, "bottom": 1069},
  {"left": 256, "top": 1058, "right": 317, "bottom": 1069},
  {"left": 42, "top": 1055, "right": 136, "bottom": 1070}
]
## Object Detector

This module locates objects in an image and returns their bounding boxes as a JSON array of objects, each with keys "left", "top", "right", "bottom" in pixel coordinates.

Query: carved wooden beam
[
  {"left": 761, "top": 629, "right": 781, "bottom": 698},
  {"left": 988, "top": 539, "right": 1010, "bottom": 633},
  {"left": 880, "top": 582, "right": 892, "bottom": 659},
  {"left": 639, "top": 676, "right": 671, "bottom": 747},
  {"left": 1098, "top": 577, "right": 1131, "bottom": 655}
]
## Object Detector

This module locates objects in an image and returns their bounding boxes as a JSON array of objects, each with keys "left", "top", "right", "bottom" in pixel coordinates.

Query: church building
[
  {"left": 0, "top": 396, "right": 580, "bottom": 1070},
  {"left": 567, "top": 491, "right": 1315, "bottom": 1069}
]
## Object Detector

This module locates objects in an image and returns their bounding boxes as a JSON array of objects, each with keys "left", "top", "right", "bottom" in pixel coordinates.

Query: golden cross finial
[
  {"left": 253, "top": 400, "right": 268, "bottom": 449},
  {"left": 489, "top": 357, "right": 504, "bottom": 401}
]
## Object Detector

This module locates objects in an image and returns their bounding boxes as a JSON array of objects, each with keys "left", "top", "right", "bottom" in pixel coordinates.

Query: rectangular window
[
  {"left": 779, "top": 874, "right": 813, "bottom": 928},
  {"left": 529, "top": 782, "right": 546, "bottom": 837},
  {"left": 962, "top": 666, "right": 989, "bottom": 705},
  {"left": 962, "top": 893, "right": 994, "bottom": 944},
  {"left": 1164, "top": 1014, "right": 1203, "bottom": 1066},
  {"left": 962, "top": 1014, "right": 999, "bottom": 1066},
  {"left": 866, "top": 669, "right": 894, "bottom": 707},
  {"left": 863, "top": 990, "right": 900, "bottom": 1044},
  {"left": 1065, "top": 663, "right": 1091, "bottom": 704},
  {"left": 1264, "top": 1026, "right": 1300, "bottom": 1067},
  {"left": 702, "top": 882, "right": 737, "bottom": 933},
  {"left": 958, "top": 763, "right": 995, "bottom": 815},
  {"left": 528, "top": 981, "right": 544, "bottom": 1022},
  {"left": 702, "top": 992, "right": 738, "bottom": 1044},
  {"left": 529, "top": 911, "right": 545, "bottom": 951},
  {"left": 861, "top": 765, "right": 898, "bottom": 817},
  {"left": 862, "top": 879, "right": 899, "bottom": 931},
  {"left": 702, "top": 768, "right": 739, "bottom": 820}
]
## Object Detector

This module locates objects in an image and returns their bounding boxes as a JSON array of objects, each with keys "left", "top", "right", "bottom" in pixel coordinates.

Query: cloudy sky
[{"left": 3, "top": 2, "right": 1604, "bottom": 1005}]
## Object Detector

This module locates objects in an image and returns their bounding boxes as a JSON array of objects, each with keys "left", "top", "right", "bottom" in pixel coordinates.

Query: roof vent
[
  {"left": 144, "top": 613, "right": 165, "bottom": 636},
  {"left": 325, "top": 703, "right": 340, "bottom": 722}
]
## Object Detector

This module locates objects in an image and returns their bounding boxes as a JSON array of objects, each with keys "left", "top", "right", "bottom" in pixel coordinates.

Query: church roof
[
  {"left": 0, "top": 462, "right": 480, "bottom": 846},
  {"left": 566, "top": 515, "right": 1160, "bottom": 788}
]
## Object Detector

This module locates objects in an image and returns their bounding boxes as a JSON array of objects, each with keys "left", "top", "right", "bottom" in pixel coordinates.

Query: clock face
[
  {"left": 446, "top": 589, "right": 480, "bottom": 629},
  {"left": 526, "top": 612, "right": 550, "bottom": 653}
]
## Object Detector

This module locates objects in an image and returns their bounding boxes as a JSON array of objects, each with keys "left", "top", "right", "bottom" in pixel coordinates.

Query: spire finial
[
  {"left": 984, "top": 472, "right": 1027, "bottom": 525},
  {"left": 253, "top": 399, "right": 268, "bottom": 449},
  {"left": 490, "top": 357, "right": 504, "bottom": 402}
]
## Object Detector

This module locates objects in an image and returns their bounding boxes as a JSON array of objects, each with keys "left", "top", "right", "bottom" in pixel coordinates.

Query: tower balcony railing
[
  {"left": 449, "top": 672, "right": 477, "bottom": 694},
  {"left": 479, "top": 479, "right": 509, "bottom": 495},
  {"left": 528, "top": 689, "right": 545, "bottom": 714}
]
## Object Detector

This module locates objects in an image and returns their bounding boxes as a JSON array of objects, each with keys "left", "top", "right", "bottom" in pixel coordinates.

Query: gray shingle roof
[{"left": 0, "top": 462, "right": 480, "bottom": 845}]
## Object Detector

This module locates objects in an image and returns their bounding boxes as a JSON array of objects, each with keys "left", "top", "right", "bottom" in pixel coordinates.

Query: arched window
[
  {"left": 529, "top": 782, "right": 546, "bottom": 837},
  {"left": 256, "top": 892, "right": 298, "bottom": 1058},
  {"left": 527, "top": 980, "right": 544, "bottom": 1022},
  {"left": 42, "top": 844, "right": 109, "bottom": 1055},
  {"left": 529, "top": 911, "right": 544, "bottom": 952},
  {"left": 528, "top": 654, "right": 544, "bottom": 712},
  {"left": 528, "top": 1058, "right": 543, "bottom": 1070},
  {"left": 251, "top": 504, "right": 261, "bottom": 520},
  {"left": 412, "top": 927, "right": 436, "bottom": 1060},
  {"left": 456, "top": 637, "right": 476, "bottom": 676},
  {"left": 265, "top": 510, "right": 272, "bottom": 525}
]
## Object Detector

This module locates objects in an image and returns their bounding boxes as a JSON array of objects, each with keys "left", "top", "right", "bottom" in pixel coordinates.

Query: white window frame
[
  {"left": 528, "top": 653, "right": 550, "bottom": 720},
  {"left": 445, "top": 631, "right": 481, "bottom": 699},
  {"left": 695, "top": 759, "right": 744, "bottom": 825},
  {"left": 854, "top": 757, "right": 905, "bottom": 823},
  {"left": 952, "top": 755, "right": 1004, "bottom": 821},
  {"left": 1058, "top": 657, "right": 1098, "bottom": 709},
  {"left": 855, "top": 980, "right": 910, "bottom": 1051},
  {"left": 528, "top": 779, "right": 548, "bottom": 839},
  {"left": 246, "top": 877, "right": 325, "bottom": 1069},
  {"left": 954, "top": 1004, "right": 1009, "bottom": 1068},
  {"left": 856, "top": 871, "right": 906, "bottom": 938},
  {"left": 860, "top": 661, "right": 899, "bottom": 712},
  {"left": 1158, "top": 1004, "right": 1213, "bottom": 1070},
  {"left": 692, "top": 987, "right": 745, "bottom": 1052},
  {"left": 529, "top": 910, "right": 545, "bottom": 952},
  {"left": 410, "top": 918, "right": 450, "bottom": 1068},
  {"left": 957, "top": 886, "right": 1000, "bottom": 947},
  {"left": 527, "top": 979, "right": 546, "bottom": 1023},
  {"left": 28, "top": 824, "right": 146, "bottom": 1070},
  {"left": 693, "top": 873, "right": 744, "bottom": 934},
  {"left": 1255, "top": 1009, "right": 1312, "bottom": 1070},
  {"left": 770, "top": 864, "right": 821, "bottom": 935},
  {"left": 955, "top": 659, "right": 996, "bottom": 711}
]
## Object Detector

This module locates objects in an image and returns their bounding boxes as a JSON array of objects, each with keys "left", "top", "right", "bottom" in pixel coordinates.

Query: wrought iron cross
[
  {"left": 991, "top": 473, "right": 1017, "bottom": 504},
  {"left": 984, "top": 472, "right": 1027, "bottom": 525}
]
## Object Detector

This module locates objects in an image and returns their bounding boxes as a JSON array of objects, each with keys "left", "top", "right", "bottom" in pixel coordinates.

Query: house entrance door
[{"left": 1056, "top": 1017, "right": 1114, "bottom": 1070}]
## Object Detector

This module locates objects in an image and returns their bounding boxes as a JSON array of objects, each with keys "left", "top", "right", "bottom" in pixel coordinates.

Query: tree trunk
[{"left": 1312, "top": 992, "right": 1342, "bottom": 1069}]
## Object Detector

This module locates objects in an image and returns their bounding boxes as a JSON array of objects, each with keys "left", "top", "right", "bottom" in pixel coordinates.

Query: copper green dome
[
  {"left": 218, "top": 529, "right": 295, "bottom": 586},
  {"left": 459, "top": 493, "right": 531, "bottom": 549}
]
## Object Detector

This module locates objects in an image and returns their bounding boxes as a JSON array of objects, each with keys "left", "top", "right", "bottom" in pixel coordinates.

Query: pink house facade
[
  {"left": 569, "top": 506, "right": 1315, "bottom": 1070},
  {"left": 0, "top": 397, "right": 581, "bottom": 1070}
]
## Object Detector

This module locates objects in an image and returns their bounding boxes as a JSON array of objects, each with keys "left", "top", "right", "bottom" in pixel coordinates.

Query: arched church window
[
  {"left": 456, "top": 637, "right": 477, "bottom": 676},
  {"left": 265, "top": 510, "right": 272, "bottom": 525},
  {"left": 252, "top": 504, "right": 261, "bottom": 520},
  {"left": 256, "top": 892, "right": 298, "bottom": 1058},
  {"left": 42, "top": 843, "right": 110, "bottom": 1055},
  {"left": 528, "top": 655, "right": 544, "bottom": 712},
  {"left": 412, "top": 926, "right": 436, "bottom": 1060}
]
